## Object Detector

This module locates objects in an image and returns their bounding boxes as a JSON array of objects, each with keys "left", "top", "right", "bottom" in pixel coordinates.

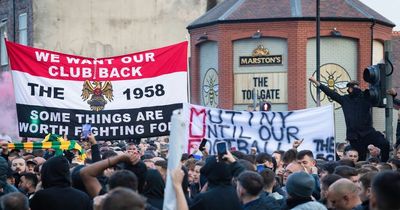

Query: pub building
[{"left": 187, "top": 0, "right": 396, "bottom": 141}]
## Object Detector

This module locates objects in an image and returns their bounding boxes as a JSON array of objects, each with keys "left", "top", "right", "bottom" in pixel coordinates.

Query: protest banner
[
  {"left": 182, "top": 103, "right": 335, "bottom": 160},
  {"left": 6, "top": 41, "right": 188, "bottom": 140}
]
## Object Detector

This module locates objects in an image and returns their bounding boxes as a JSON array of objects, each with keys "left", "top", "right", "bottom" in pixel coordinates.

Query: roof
[{"left": 188, "top": 0, "right": 395, "bottom": 29}]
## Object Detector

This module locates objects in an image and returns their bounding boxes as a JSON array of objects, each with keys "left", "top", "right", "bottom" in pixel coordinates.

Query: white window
[
  {"left": 19, "top": 13, "right": 27, "bottom": 45},
  {"left": 0, "top": 21, "right": 8, "bottom": 66}
]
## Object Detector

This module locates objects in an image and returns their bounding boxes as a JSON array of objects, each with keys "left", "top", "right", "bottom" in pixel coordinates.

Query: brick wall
[{"left": 189, "top": 20, "right": 393, "bottom": 110}]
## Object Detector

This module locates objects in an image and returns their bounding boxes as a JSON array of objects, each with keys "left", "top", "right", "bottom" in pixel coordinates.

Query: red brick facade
[{"left": 189, "top": 21, "right": 393, "bottom": 110}]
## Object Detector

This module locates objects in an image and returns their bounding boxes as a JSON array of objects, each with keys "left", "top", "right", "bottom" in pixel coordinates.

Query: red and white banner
[{"left": 6, "top": 41, "right": 188, "bottom": 140}]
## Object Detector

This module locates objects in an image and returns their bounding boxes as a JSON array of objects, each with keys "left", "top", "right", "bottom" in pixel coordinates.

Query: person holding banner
[{"left": 309, "top": 77, "right": 390, "bottom": 162}]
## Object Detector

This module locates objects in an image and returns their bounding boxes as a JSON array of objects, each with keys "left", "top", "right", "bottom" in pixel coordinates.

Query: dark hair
[
  {"left": 154, "top": 160, "right": 167, "bottom": 170},
  {"left": 184, "top": 159, "right": 196, "bottom": 171},
  {"left": 296, "top": 150, "right": 314, "bottom": 160},
  {"left": 101, "top": 150, "right": 117, "bottom": 160},
  {"left": 282, "top": 149, "right": 297, "bottom": 165},
  {"left": 102, "top": 187, "right": 145, "bottom": 210},
  {"left": 343, "top": 145, "right": 358, "bottom": 155},
  {"left": 181, "top": 153, "right": 189, "bottom": 162},
  {"left": 387, "top": 159, "right": 400, "bottom": 170},
  {"left": 108, "top": 170, "right": 138, "bottom": 191},
  {"left": 377, "top": 163, "right": 392, "bottom": 171},
  {"left": 336, "top": 143, "right": 346, "bottom": 152},
  {"left": 371, "top": 171, "right": 400, "bottom": 210},
  {"left": 259, "top": 168, "right": 276, "bottom": 189},
  {"left": 20, "top": 172, "right": 38, "bottom": 188},
  {"left": 338, "top": 159, "right": 356, "bottom": 168},
  {"left": 256, "top": 153, "right": 272, "bottom": 164},
  {"left": 237, "top": 159, "right": 256, "bottom": 172},
  {"left": 334, "top": 165, "right": 358, "bottom": 179},
  {"left": 0, "top": 192, "right": 29, "bottom": 210},
  {"left": 237, "top": 171, "right": 264, "bottom": 196},
  {"left": 359, "top": 172, "right": 377, "bottom": 189},
  {"left": 320, "top": 161, "right": 340, "bottom": 174},
  {"left": 273, "top": 150, "right": 285, "bottom": 157},
  {"left": 321, "top": 174, "right": 342, "bottom": 188}
]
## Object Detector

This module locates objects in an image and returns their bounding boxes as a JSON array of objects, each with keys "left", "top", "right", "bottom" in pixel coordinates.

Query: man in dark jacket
[
  {"left": 309, "top": 77, "right": 390, "bottom": 161},
  {"left": 189, "top": 151, "right": 244, "bottom": 210},
  {"left": 236, "top": 171, "right": 280, "bottom": 210},
  {"left": 387, "top": 88, "right": 400, "bottom": 147},
  {"left": 30, "top": 156, "right": 92, "bottom": 210}
]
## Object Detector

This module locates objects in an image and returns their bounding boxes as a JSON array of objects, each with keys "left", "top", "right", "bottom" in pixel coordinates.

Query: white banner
[{"left": 181, "top": 103, "right": 335, "bottom": 160}]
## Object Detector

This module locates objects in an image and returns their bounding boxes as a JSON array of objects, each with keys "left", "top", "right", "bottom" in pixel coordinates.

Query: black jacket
[
  {"left": 143, "top": 169, "right": 165, "bottom": 210},
  {"left": 243, "top": 193, "right": 281, "bottom": 210},
  {"left": 319, "top": 85, "right": 375, "bottom": 140},
  {"left": 30, "top": 156, "right": 92, "bottom": 210}
]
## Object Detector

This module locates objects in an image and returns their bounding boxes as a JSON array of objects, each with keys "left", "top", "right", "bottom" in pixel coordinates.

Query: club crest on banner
[{"left": 81, "top": 80, "right": 114, "bottom": 111}]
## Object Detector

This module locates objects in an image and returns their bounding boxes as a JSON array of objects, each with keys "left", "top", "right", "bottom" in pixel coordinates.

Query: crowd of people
[
  {"left": 0, "top": 80, "right": 398, "bottom": 210},
  {"left": 0, "top": 132, "right": 398, "bottom": 210}
]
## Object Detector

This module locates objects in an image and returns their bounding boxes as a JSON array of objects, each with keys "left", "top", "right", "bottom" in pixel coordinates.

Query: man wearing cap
[
  {"left": 284, "top": 171, "right": 327, "bottom": 209},
  {"left": 309, "top": 77, "right": 390, "bottom": 162}
]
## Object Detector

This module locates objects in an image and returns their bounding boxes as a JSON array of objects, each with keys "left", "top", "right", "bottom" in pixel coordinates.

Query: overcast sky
[{"left": 359, "top": 0, "right": 400, "bottom": 30}]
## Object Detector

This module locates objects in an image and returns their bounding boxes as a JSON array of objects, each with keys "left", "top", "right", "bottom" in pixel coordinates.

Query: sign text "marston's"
[{"left": 239, "top": 55, "right": 282, "bottom": 65}]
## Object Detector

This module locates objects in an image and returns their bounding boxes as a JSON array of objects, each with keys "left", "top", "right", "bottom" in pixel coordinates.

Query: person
[
  {"left": 189, "top": 151, "right": 244, "bottom": 210},
  {"left": 319, "top": 174, "right": 341, "bottom": 207},
  {"left": 284, "top": 171, "right": 327, "bottom": 209},
  {"left": 343, "top": 146, "right": 359, "bottom": 164},
  {"left": 18, "top": 172, "right": 38, "bottom": 200},
  {"left": 30, "top": 156, "right": 92, "bottom": 210},
  {"left": 259, "top": 168, "right": 285, "bottom": 206},
  {"left": 333, "top": 166, "right": 360, "bottom": 184},
  {"left": 143, "top": 169, "right": 165, "bottom": 210},
  {"left": 0, "top": 192, "right": 29, "bottom": 210},
  {"left": 327, "top": 178, "right": 361, "bottom": 210},
  {"left": 236, "top": 171, "right": 280, "bottom": 210},
  {"left": 102, "top": 187, "right": 146, "bottom": 210},
  {"left": 354, "top": 172, "right": 377, "bottom": 210},
  {"left": 387, "top": 88, "right": 400, "bottom": 147},
  {"left": 369, "top": 171, "right": 400, "bottom": 210},
  {"left": 309, "top": 77, "right": 390, "bottom": 162}
]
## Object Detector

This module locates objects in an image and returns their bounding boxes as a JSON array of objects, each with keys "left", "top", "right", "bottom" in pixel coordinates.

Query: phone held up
[
  {"left": 216, "top": 142, "right": 227, "bottom": 160},
  {"left": 82, "top": 124, "right": 92, "bottom": 140},
  {"left": 199, "top": 138, "right": 208, "bottom": 152}
]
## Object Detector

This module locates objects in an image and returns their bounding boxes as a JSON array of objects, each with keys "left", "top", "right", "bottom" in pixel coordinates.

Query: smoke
[{"left": 0, "top": 71, "right": 19, "bottom": 139}]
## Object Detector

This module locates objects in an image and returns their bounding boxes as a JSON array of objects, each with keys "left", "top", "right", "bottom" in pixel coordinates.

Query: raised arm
[
  {"left": 80, "top": 153, "right": 131, "bottom": 198},
  {"left": 309, "top": 76, "right": 344, "bottom": 104}
]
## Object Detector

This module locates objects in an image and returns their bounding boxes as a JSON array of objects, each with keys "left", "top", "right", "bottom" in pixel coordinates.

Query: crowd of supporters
[{"left": 0, "top": 133, "right": 399, "bottom": 210}]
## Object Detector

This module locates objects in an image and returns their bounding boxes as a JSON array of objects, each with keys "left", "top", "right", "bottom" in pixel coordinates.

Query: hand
[
  {"left": 292, "top": 139, "right": 304, "bottom": 149},
  {"left": 368, "top": 144, "right": 381, "bottom": 157},
  {"left": 387, "top": 88, "right": 397, "bottom": 97},
  {"left": 170, "top": 163, "right": 184, "bottom": 188},
  {"left": 250, "top": 147, "right": 257, "bottom": 155},
  {"left": 87, "top": 133, "right": 97, "bottom": 145},
  {"left": 222, "top": 150, "right": 236, "bottom": 163},
  {"left": 309, "top": 77, "right": 320, "bottom": 86},
  {"left": 124, "top": 150, "right": 140, "bottom": 165}
]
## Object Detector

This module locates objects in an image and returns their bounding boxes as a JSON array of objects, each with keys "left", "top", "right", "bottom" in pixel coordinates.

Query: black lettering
[
  {"left": 208, "top": 110, "right": 223, "bottom": 124},
  {"left": 225, "top": 111, "right": 242, "bottom": 124},
  {"left": 218, "top": 125, "right": 230, "bottom": 138},
  {"left": 238, "top": 126, "right": 251, "bottom": 139},
  {"left": 286, "top": 126, "right": 299, "bottom": 143},
  {"left": 271, "top": 126, "right": 284, "bottom": 141},
  {"left": 259, "top": 126, "right": 271, "bottom": 140},
  {"left": 279, "top": 112, "right": 293, "bottom": 128},
  {"left": 207, "top": 125, "right": 218, "bottom": 138},
  {"left": 237, "top": 139, "right": 249, "bottom": 153}
]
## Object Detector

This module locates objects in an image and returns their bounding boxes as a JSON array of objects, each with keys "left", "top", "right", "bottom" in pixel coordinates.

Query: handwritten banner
[
  {"left": 6, "top": 41, "right": 188, "bottom": 140},
  {"left": 182, "top": 103, "right": 335, "bottom": 160}
]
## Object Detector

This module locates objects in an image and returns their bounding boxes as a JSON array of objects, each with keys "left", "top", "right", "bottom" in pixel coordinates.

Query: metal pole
[
  {"left": 316, "top": 0, "right": 321, "bottom": 106},
  {"left": 253, "top": 88, "right": 257, "bottom": 111},
  {"left": 384, "top": 40, "right": 393, "bottom": 146}
]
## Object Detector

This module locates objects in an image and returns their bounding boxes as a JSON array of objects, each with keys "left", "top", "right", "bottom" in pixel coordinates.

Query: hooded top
[
  {"left": 30, "top": 156, "right": 92, "bottom": 210},
  {"left": 200, "top": 156, "right": 233, "bottom": 186},
  {"left": 143, "top": 169, "right": 165, "bottom": 209},
  {"left": 41, "top": 156, "right": 71, "bottom": 189}
]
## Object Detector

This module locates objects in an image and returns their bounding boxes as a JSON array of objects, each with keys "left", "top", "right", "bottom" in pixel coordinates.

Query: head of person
[
  {"left": 193, "top": 161, "right": 204, "bottom": 183},
  {"left": 236, "top": 171, "right": 264, "bottom": 202},
  {"left": 369, "top": 171, "right": 400, "bottom": 210},
  {"left": 25, "top": 159, "right": 38, "bottom": 173},
  {"left": 0, "top": 192, "right": 29, "bottom": 210},
  {"left": 256, "top": 153, "right": 275, "bottom": 171},
  {"left": 259, "top": 168, "right": 276, "bottom": 192},
  {"left": 108, "top": 170, "right": 138, "bottom": 191},
  {"left": 336, "top": 143, "right": 347, "bottom": 160},
  {"left": 376, "top": 163, "right": 393, "bottom": 172},
  {"left": 328, "top": 178, "right": 361, "bottom": 210},
  {"left": 334, "top": 165, "right": 360, "bottom": 185},
  {"left": 396, "top": 144, "right": 400, "bottom": 159},
  {"left": 11, "top": 158, "right": 26, "bottom": 174},
  {"left": 41, "top": 156, "right": 71, "bottom": 189},
  {"left": 320, "top": 174, "right": 342, "bottom": 202},
  {"left": 272, "top": 150, "right": 285, "bottom": 168},
  {"left": 200, "top": 155, "right": 233, "bottom": 186},
  {"left": 346, "top": 80, "right": 361, "bottom": 95},
  {"left": 344, "top": 146, "right": 359, "bottom": 164},
  {"left": 283, "top": 162, "right": 304, "bottom": 185},
  {"left": 285, "top": 171, "right": 315, "bottom": 199},
  {"left": 319, "top": 161, "right": 340, "bottom": 179},
  {"left": 296, "top": 150, "right": 316, "bottom": 173},
  {"left": 282, "top": 149, "right": 298, "bottom": 166},
  {"left": 102, "top": 187, "right": 146, "bottom": 210},
  {"left": 18, "top": 172, "right": 38, "bottom": 193},
  {"left": 359, "top": 172, "right": 377, "bottom": 203}
]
